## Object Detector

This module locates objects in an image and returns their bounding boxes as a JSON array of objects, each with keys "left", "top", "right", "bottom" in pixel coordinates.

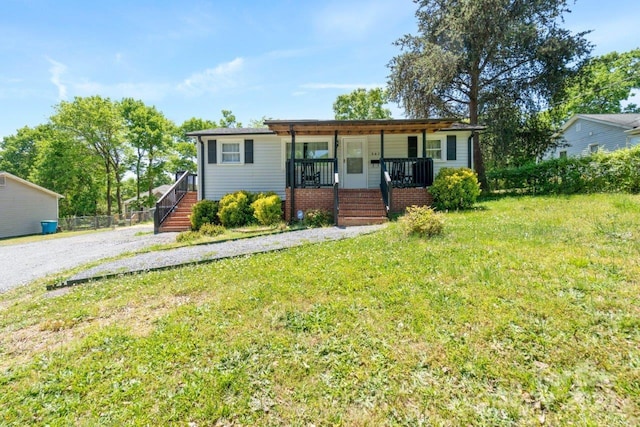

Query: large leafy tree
[
  {"left": 121, "top": 98, "right": 174, "bottom": 203},
  {"left": 51, "top": 96, "right": 126, "bottom": 215},
  {"left": 388, "top": 0, "right": 591, "bottom": 187},
  {"left": 552, "top": 48, "right": 640, "bottom": 123},
  {"left": 333, "top": 88, "right": 392, "bottom": 120},
  {"left": 30, "top": 127, "right": 103, "bottom": 216},
  {"left": 0, "top": 125, "right": 44, "bottom": 179},
  {"left": 168, "top": 117, "right": 218, "bottom": 174}
]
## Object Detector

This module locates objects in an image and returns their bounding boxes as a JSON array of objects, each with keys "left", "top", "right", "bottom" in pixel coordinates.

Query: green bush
[
  {"left": 251, "top": 194, "right": 283, "bottom": 226},
  {"left": 430, "top": 167, "right": 481, "bottom": 210},
  {"left": 176, "top": 230, "right": 201, "bottom": 243},
  {"left": 190, "top": 200, "right": 219, "bottom": 230},
  {"left": 400, "top": 205, "right": 444, "bottom": 238},
  {"left": 303, "top": 209, "right": 333, "bottom": 227},
  {"left": 199, "top": 223, "right": 225, "bottom": 237},
  {"left": 487, "top": 145, "right": 640, "bottom": 195},
  {"left": 218, "top": 191, "right": 256, "bottom": 228}
]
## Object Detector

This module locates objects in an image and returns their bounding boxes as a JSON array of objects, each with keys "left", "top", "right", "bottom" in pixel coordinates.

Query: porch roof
[{"left": 264, "top": 119, "right": 484, "bottom": 136}]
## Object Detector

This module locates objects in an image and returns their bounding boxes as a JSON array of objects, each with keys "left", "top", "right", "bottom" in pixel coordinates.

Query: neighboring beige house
[{"left": 0, "top": 172, "right": 63, "bottom": 238}]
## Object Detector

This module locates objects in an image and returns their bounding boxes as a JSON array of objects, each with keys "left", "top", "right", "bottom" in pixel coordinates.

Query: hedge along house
[
  {"left": 0, "top": 172, "right": 63, "bottom": 238},
  {"left": 175, "top": 119, "right": 483, "bottom": 228}
]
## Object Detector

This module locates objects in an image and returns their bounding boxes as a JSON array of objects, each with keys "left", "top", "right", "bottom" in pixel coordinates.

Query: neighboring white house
[
  {"left": 549, "top": 113, "right": 640, "bottom": 158},
  {"left": 0, "top": 172, "right": 63, "bottom": 238}
]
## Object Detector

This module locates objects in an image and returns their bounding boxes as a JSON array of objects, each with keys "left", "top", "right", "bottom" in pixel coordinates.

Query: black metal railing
[
  {"left": 384, "top": 158, "right": 434, "bottom": 188},
  {"left": 380, "top": 159, "right": 392, "bottom": 211},
  {"left": 286, "top": 159, "right": 337, "bottom": 188},
  {"left": 333, "top": 172, "right": 339, "bottom": 225},
  {"left": 154, "top": 171, "right": 197, "bottom": 234}
]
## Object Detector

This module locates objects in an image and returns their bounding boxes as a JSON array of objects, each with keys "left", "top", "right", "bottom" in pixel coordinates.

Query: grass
[{"left": 1, "top": 194, "right": 639, "bottom": 425}]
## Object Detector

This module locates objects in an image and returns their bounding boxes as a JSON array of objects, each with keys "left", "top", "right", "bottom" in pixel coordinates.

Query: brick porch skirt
[{"left": 284, "top": 187, "right": 433, "bottom": 221}]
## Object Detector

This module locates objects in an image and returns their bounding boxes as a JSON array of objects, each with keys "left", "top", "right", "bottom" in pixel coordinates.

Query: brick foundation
[
  {"left": 390, "top": 187, "right": 433, "bottom": 214},
  {"left": 284, "top": 187, "right": 335, "bottom": 221}
]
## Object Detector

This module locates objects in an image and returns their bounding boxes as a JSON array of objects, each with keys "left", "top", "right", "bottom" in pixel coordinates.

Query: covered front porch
[{"left": 265, "top": 119, "right": 467, "bottom": 225}]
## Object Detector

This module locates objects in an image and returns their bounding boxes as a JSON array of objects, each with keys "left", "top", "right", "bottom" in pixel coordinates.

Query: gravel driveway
[
  {"left": 1, "top": 224, "right": 386, "bottom": 293},
  {"left": 0, "top": 225, "right": 178, "bottom": 293}
]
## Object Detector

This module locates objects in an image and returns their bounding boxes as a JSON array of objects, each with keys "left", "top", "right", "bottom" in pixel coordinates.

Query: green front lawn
[{"left": 1, "top": 194, "right": 639, "bottom": 425}]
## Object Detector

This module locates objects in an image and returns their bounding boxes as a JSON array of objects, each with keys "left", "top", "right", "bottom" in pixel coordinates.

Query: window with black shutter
[
  {"left": 244, "top": 139, "right": 254, "bottom": 164},
  {"left": 207, "top": 139, "right": 217, "bottom": 164},
  {"left": 446, "top": 135, "right": 457, "bottom": 161},
  {"left": 408, "top": 136, "right": 418, "bottom": 158}
]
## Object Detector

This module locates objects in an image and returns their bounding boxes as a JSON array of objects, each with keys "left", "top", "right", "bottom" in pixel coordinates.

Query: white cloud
[
  {"left": 300, "top": 83, "right": 385, "bottom": 90},
  {"left": 177, "top": 57, "right": 245, "bottom": 95},
  {"left": 46, "top": 57, "right": 68, "bottom": 100}
]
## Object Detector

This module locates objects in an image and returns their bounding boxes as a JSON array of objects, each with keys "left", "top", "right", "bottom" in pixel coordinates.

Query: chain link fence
[{"left": 58, "top": 209, "right": 155, "bottom": 231}]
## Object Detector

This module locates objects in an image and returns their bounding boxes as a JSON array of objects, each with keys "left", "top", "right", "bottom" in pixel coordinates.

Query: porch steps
[
  {"left": 158, "top": 191, "right": 198, "bottom": 233},
  {"left": 337, "top": 189, "right": 388, "bottom": 227}
]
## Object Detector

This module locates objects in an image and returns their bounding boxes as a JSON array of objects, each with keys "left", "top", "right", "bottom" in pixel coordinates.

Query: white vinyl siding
[
  {"left": 203, "top": 136, "right": 285, "bottom": 200},
  {"left": 0, "top": 175, "right": 60, "bottom": 238}
]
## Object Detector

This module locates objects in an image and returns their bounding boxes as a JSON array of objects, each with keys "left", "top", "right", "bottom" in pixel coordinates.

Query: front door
[{"left": 342, "top": 137, "right": 368, "bottom": 188}]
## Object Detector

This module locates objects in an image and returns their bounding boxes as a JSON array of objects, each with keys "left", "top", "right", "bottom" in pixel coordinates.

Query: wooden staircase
[
  {"left": 158, "top": 191, "right": 197, "bottom": 233},
  {"left": 337, "top": 189, "right": 388, "bottom": 226}
]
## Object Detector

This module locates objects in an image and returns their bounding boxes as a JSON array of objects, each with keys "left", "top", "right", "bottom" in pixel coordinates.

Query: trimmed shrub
[
  {"left": 190, "top": 200, "right": 219, "bottom": 231},
  {"left": 218, "top": 191, "right": 256, "bottom": 227},
  {"left": 430, "top": 167, "right": 481, "bottom": 210},
  {"left": 401, "top": 205, "right": 444, "bottom": 238},
  {"left": 199, "top": 223, "right": 225, "bottom": 237},
  {"left": 176, "top": 230, "right": 201, "bottom": 243},
  {"left": 487, "top": 145, "right": 640, "bottom": 195},
  {"left": 303, "top": 209, "right": 333, "bottom": 228},
  {"left": 252, "top": 194, "right": 283, "bottom": 226}
]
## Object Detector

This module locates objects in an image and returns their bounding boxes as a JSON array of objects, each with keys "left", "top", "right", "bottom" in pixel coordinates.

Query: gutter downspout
[{"left": 198, "top": 136, "right": 205, "bottom": 200}]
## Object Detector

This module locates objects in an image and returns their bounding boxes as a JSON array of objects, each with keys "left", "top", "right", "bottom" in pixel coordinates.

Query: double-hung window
[
  {"left": 426, "top": 139, "right": 442, "bottom": 160},
  {"left": 221, "top": 142, "right": 241, "bottom": 164}
]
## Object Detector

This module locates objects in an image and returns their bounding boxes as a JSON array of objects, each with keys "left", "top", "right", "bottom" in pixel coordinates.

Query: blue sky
[{"left": 1, "top": 0, "right": 639, "bottom": 140}]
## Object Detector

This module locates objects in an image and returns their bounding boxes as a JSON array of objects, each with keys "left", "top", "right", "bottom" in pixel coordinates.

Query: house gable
[{"left": 551, "top": 114, "right": 640, "bottom": 158}]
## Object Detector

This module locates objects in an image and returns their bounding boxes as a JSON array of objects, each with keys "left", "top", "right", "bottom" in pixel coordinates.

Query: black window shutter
[
  {"left": 244, "top": 139, "right": 254, "bottom": 164},
  {"left": 207, "top": 139, "right": 217, "bottom": 164},
  {"left": 408, "top": 136, "right": 418, "bottom": 158},
  {"left": 446, "top": 135, "right": 457, "bottom": 161}
]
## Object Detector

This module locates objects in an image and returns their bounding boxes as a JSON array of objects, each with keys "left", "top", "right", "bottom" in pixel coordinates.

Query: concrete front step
[
  {"left": 338, "top": 216, "right": 388, "bottom": 226},
  {"left": 339, "top": 209, "right": 387, "bottom": 217}
]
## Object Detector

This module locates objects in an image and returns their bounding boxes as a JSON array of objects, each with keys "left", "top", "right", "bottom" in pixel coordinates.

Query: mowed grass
[{"left": 1, "top": 194, "right": 639, "bottom": 425}]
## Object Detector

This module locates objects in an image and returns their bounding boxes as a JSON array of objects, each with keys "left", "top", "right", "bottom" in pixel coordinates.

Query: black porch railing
[
  {"left": 154, "top": 171, "right": 197, "bottom": 234},
  {"left": 286, "top": 159, "right": 337, "bottom": 188},
  {"left": 384, "top": 157, "right": 434, "bottom": 188}
]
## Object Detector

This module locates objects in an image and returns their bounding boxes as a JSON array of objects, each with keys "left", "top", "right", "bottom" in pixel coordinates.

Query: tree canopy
[
  {"left": 387, "top": 0, "right": 591, "bottom": 186},
  {"left": 0, "top": 101, "right": 237, "bottom": 217},
  {"left": 551, "top": 48, "right": 640, "bottom": 123},
  {"left": 333, "top": 88, "right": 392, "bottom": 120}
]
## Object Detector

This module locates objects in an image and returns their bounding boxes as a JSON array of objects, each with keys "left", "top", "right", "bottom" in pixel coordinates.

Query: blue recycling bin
[{"left": 41, "top": 220, "right": 58, "bottom": 234}]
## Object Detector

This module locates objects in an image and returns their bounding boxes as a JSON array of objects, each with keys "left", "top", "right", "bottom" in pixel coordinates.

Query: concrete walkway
[{"left": 53, "top": 225, "right": 386, "bottom": 289}]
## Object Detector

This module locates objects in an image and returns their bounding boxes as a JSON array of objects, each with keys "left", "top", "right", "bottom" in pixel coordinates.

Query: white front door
[{"left": 342, "top": 138, "right": 367, "bottom": 188}]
